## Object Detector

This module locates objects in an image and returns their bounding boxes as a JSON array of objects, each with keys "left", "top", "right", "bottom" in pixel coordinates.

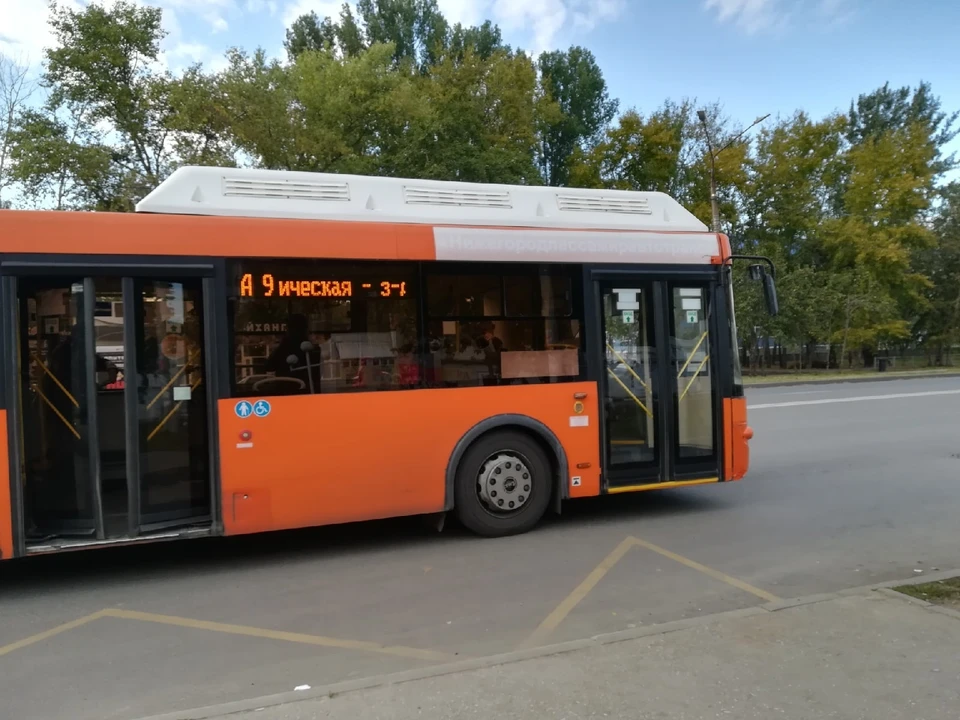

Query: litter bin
[{"left": 877, "top": 358, "right": 889, "bottom": 372}]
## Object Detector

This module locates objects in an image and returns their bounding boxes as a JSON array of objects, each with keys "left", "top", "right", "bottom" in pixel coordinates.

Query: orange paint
[
  {"left": 0, "top": 211, "right": 438, "bottom": 261},
  {"left": 0, "top": 411, "right": 12, "bottom": 560},
  {"left": 723, "top": 397, "right": 750, "bottom": 481},
  {"left": 218, "top": 383, "right": 601, "bottom": 536}
]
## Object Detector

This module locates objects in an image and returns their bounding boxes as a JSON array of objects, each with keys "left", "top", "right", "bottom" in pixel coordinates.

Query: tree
[
  {"left": 914, "top": 183, "right": 960, "bottom": 364},
  {"left": 407, "top": 47, "right": 544, "bottom": 183},
  {"left": 536, "top": 47, "right": 617, "bottom": 186},
  {"left": 10, "top": 103, "right": 127, "bottom": 211},
  {"left": 848, "top": 81, "right": 958, "bottom": 177},
  {"left": 284, "top": 10, "right": 337, "bottom": 60},
  {"left": 11, "top": 1, "right": 175, "bottom": 209},
  {"left": 0, "top": 53, "right": 36, "bottom": 207},
  {"left": 285, "top": 0, "right": 450, "bottom": 69}
]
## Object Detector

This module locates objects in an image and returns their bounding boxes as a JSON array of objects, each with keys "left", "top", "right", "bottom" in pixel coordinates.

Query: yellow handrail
[
  {"left": 606, "top": 368, "right": 653, "bottom": 418},
  {"left": 606, "top": 343, "right": 648, "bottom": 391},
  {"left": 679, "top": 354, "right": 710, "bottom": 402},
  {"left": 34, "top": 387, "right": 81, "bottom": 440},
  {"left": 146, "top": 350, "right": 201, "bottom": 410},
  {"left": 32, "top": 354, "right": 79, "bottom": 408},
  {"left": 676, "top": 331, "right": 708, "bottom": 380},
  {"left": 147, "top": 376, "right": 203, "bottom": 442}
]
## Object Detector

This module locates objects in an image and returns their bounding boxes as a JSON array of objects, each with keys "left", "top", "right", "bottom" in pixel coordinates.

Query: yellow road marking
[
  {"left": 101, "top": 609, "right": 454, "bottom": 662},
  {"left": 630, "top": 537, "right": 780, "bottom": 603},
  {"left": 0, "top": 611, "right": 107, "bottom": 658},
  {"left": 520, "top": 535, "right": 780, "bottom": 648},
  {"left": 519, "top": 536, "right": 636, "bottom": 650}
]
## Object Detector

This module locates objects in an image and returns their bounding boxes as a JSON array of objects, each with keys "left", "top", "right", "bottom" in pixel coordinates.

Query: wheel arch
[{"left": 444, "top": 414, "right": 568, "bottom": 515}]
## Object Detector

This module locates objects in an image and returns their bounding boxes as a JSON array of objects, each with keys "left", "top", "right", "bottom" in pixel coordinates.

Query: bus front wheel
[{"left": 454, "top": 430, "right": 552, "bottom": 537}]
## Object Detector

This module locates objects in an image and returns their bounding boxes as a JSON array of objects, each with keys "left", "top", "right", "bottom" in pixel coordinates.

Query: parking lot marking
[
  {"left": 519, "top": 536, "right": 635, "bottom": 650},
  {"left": 101, "top": 609, "right": 455, "bottom": 662},
  {"left": 631, "top": 537, "right": 780, "bottom": 602},
  {"left": 0, "top": 610, "right": 107, "bottom": 658}
]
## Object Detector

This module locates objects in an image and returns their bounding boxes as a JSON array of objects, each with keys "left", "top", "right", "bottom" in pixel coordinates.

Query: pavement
[
  {"left": 1, "top": 375, "right": 959, "bottom": 719},
  {"left": 155, "top": 585, "right": 960, "bottom": 720}
]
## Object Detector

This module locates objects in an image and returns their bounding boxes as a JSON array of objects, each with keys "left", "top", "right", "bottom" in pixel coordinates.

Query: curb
[
  {"left": 132, "top": 568, "right": 960, "bottom": 720},
  {"left": 743, "top": 371, "right": 960, "bottom": 389}
]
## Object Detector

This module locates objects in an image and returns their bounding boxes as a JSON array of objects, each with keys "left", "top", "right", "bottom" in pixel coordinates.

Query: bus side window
[
  {"left": 229, "top": 259, "right": 419, "bottom": 397},
  {"left": 423, "top": 265, "right": 584, "bottom": 388}
]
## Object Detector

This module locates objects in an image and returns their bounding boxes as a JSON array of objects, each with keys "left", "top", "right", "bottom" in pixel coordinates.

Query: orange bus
[{"left": 0, "top": 167, "right": 777, "bottom": 559}]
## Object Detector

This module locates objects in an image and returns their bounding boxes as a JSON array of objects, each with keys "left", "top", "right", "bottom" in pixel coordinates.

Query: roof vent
[
  {"left": 404, "top": 185, "right": 512, "bottom": 209},
  {"left": 556, "top": 193, "right": 652, "bottom": 215},
  {"left": 222, "top": 177, "right": 351, "bottom": 202}
]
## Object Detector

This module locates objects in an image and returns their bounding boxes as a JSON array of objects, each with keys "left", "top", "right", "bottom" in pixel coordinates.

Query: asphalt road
[{"left": 2, "top": 376, "right": 959, "bottom": 720}]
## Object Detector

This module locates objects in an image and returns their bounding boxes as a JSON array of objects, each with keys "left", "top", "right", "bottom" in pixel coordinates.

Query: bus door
[
  {"left": 1, "top": 261, "right": 219, "bottom": 553},
  {"left": 591, "top": 273, "right": 721, "bottom": 490}
]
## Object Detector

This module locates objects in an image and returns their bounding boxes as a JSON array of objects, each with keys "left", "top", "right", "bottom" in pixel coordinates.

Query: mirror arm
[{"left": 729, "top": 254, "right": 777, "bottom": 280}]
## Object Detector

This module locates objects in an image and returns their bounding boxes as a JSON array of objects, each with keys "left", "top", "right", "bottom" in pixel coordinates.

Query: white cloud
[
  {"left": 281, "top": 0, "right": 342, "bottom": 26},
  {"left": 703, "top": 0, "right": 856, "bottom": 34},
  {"left": 0, "top": 0, "right": 242, "bottom": 71},
  {"left": 703, "top": 0, "right": 783, "bottom": 35},
  {"left": 245, "top": 0, "right": 279, "bottom": 13}
]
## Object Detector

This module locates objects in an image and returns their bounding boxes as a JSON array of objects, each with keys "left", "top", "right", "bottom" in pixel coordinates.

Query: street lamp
[{"left": 696, "top": 110, "right": 770, "bottom": 233}]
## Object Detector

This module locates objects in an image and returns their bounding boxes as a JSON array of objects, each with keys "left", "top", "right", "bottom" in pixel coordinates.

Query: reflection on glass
[
  {"left": 232, "top": 261, "right": 419, "bottom": 395},
  {"left": 672, "top": 287, "right": 715, "bottom": 459},
  {"left": 19, "top": 280, "right": 95, "bottom": 539},
  {"left": 602, "top": 287, "right": 656, "bottom": 467},
  {"left": 422, "top": 269, "right": 581, "bottom": 387},
  {"left": 93, "top": 278, "right": 129, "bottom": 537},
  {"left": 137, "top": 279, "right": 210, "bottom": 523}
]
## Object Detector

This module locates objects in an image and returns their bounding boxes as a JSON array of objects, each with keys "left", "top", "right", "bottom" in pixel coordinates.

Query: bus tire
[{"left": 454, "top": 430, "right": 552, "bottom": 538}]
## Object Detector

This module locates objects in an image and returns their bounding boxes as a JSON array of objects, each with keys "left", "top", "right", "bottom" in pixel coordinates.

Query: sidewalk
[{"left": 144, "top": 584, "right": 960, "bottom": 720}]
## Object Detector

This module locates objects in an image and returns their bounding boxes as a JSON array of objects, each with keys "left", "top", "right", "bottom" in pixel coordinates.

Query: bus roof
[{"left": 136, "top": 166, "right": 709, "bottom": 233}]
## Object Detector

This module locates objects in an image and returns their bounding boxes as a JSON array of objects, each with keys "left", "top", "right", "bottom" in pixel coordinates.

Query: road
[{"left": 1, "top": 376, "right": 959, "bottom": 720}]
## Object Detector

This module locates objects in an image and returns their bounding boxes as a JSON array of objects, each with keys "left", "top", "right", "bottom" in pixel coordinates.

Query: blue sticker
[
  {"left": 235, "top": 400, "right": 253, "bottom": 418},
  {"left": 253, "top": 399, "right": 272, "bottom": 418}
]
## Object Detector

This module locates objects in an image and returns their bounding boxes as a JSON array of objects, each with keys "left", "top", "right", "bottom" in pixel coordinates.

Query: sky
[{"left": 2, "top": 0, "right": 959, "bottom": 162}]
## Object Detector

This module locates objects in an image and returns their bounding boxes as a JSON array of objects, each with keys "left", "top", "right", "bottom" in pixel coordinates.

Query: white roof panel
[{"left": 135, "top": 166, "right": 709, "bottom": 233}]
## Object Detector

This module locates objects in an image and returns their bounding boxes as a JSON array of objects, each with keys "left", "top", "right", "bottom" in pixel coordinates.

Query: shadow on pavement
[{"left": 0, "top": 487, "right": 726, "bottom": 596}]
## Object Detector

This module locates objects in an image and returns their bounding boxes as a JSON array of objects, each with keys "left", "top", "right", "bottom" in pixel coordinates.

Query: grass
[
  {"left": 895, "top": 577, "right": 960, "bottom": 610},
  {"left": 742, "top": 365, "right": 960, "bottom": 386}
]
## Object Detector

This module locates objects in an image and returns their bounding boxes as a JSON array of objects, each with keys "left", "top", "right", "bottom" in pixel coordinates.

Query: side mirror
[
  {"left": 762, "top": 272, "right": 779, "bottom": 317},
  {"left": 731, "top": 253, "right": 779, "bottom": 317}
]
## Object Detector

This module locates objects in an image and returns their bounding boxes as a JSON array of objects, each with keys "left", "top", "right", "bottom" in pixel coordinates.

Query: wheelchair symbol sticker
[
  {"left": 235, "top": 401, "right": 253, "bottom": 419},
  {"left": 253, "top": 399, "right": 272, "bottom": 418}
]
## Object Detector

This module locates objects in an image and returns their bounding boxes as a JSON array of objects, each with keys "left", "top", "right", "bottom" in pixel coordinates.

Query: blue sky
[{"left": 3, "top": 0, "right": 959, "bottom": 162}]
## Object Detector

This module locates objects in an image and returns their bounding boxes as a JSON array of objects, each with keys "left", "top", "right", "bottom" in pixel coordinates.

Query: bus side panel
[
  {"left": 0, "top": 411, "right": 13, "bottom": 560},
  {"left": 218, "top": 383, "right": 601, "bottom": 536},
  {"left": 723, "top": 397, "right": 750, "bottom": 481}
]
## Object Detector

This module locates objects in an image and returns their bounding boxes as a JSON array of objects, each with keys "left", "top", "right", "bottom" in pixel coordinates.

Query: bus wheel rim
[{"left": 477, "top": 451, "right": 533, "bottom": 515}]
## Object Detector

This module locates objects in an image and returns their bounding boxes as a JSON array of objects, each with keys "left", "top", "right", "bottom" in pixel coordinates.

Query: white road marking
[
  {"left": 748, "top": 389, "right": 960, "bottom": 410},
  {"left": 782, "top": 390, "right": 829, "bottom": 395}
]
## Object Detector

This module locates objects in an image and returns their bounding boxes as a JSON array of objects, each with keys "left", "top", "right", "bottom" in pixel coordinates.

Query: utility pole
[{"left": 696, "top": 110, "right": 770, "bottom": 233}]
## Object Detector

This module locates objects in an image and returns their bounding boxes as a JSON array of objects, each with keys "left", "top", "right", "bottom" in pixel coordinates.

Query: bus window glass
[
  {"left": 426, "top": 275, "right": 500, "bottom": 317},
  {"left": 231, "top": 260, "right": 419, "bottom": 396},
  {"left": 423, "top": 267, "right": 582, "bottom": 387}
]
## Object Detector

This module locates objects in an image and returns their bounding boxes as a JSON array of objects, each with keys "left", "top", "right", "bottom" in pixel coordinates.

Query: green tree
[
  {"left": 10, "top": 104, "right": 128, "bottom": 211},
  {"left": 848, "top": 81, "right": 958, "bottom": 176},
  {"left": 408, "top": 47, "right": 544, "bottom": 183},
  {"left": 536, "top": 47, "right": 617, "bottom": 186},
  {"left": 284, "top": 10, "right": 338, "bottom": 59},
  {"left": 215, "top": 43, "right": 424, "bottom": 176},
  {"left": 285, "top": 0, "right": 450, "bottom": 69},
  {"left": 914, "top": 183, "right": 960, "bottom": 364},
  {"left": 11, "top": 1, "right": 177, "bottom": 208},
  {"left": 1, "top": 53, "right": 36, "bottom": 207}
]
